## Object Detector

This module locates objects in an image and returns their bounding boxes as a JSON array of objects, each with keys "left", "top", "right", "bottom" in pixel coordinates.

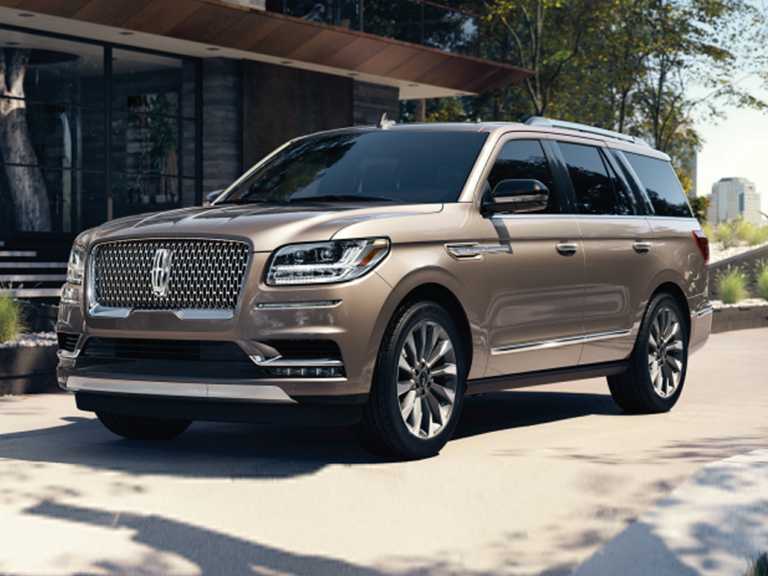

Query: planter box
[
  {"left": 0, "top": 343, "right": 59, "bottom": 395},
  {"left": 712, "top": 303, "right": 768, "bottom": 334}
]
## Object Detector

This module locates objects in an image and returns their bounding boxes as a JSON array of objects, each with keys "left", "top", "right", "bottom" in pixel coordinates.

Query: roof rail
[{"left": 524, "top": 116, "right": 649, "bottom": 147}]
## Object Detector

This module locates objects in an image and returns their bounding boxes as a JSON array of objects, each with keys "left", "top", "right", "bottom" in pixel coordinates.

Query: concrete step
[
  {"left": 0, "top": 262, "right": 67, "bottom": 269},
  {"left": 0, "top": 274, "right": 67, "bottom": 283},
  {"left": 0, "top": 288, "right": 62, "bottom": 298},
  {"left": 0, "top": 250, "right": 37, "bottom": 258}
]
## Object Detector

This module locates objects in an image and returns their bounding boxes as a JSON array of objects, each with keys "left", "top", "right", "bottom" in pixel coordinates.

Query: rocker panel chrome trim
[{"left": 491, "top": 329, "right": 632, "bottom": 355}]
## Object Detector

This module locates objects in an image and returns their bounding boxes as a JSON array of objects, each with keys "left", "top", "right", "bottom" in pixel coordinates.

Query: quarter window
[
  {"left": 487, "top": 140, "right": 558, "bottom": 213},
  {"left": 559, "top": 142, "right": 634, "bottom": 215},
  {"left": 624, "top": 153, "right": 692, "bottom": 217}
]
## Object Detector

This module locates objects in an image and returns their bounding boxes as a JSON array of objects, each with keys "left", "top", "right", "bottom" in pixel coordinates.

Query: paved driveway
[{"left": 1, "top": 329, "right": 767, "bottom": 575}]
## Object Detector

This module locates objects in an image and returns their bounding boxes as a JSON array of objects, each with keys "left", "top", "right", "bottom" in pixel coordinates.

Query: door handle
[
  {"left": 633, "top": 241, "right": 652, "bottom": 254},
  {"left": 556, "top": 242, "right": 578, "bottom": 256}
]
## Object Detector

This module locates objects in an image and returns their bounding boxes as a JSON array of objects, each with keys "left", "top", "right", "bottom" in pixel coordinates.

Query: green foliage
[
  {"left": 746, "top": 553, "right": 768, "bottom": 576},
  {"left": 0, "top": 295, "right": 23, "bottom": 343},
  {"left": 702, "top": 222, "right": 714, "bottom": 240},
  {"left": 717, "top": 268, "right": 749, "bottom": 304},
  {"left": 414, "top": 0, "right": 768, "bottom": 169},
  {"left": 757, "top": 262, "right": 768, "bottom": 301},
  {"left": 734, "top": 219, "right": 761, "bottom": 246},
  {"left": 715, "top": 221, "right": 738, "bottom": 248},
  {"left": 689, "top": 195, "right": 710, "bottom": 223}
]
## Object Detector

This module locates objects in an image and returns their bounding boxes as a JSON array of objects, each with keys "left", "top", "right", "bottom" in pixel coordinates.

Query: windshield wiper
[{"left": 289, "top": 194, "right": 393, "bottom": 203}]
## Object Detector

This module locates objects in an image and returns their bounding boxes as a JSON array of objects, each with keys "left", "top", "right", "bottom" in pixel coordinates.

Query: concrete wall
[
  {"left": 201, "top": 58, "right": 242, "bottom": 193},
  {"left": 242, "top": 61, "right": 400, "bottom": 168},
  {"left": 353, "top": 81, "right": 400, "bottom": 126}
]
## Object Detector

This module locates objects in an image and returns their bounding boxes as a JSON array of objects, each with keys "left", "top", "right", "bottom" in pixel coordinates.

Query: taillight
[{"left": 692, "top": 229, "right": 709, "bottom": 264}]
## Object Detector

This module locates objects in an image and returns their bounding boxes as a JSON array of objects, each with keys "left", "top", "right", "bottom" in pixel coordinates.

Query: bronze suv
[{"left": 57, "top": 117, "right": 712, "bottom": 459}]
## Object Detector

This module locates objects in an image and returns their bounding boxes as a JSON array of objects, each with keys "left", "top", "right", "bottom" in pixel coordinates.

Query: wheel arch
[
  {"left": 369, "top": 273, "right": 479, "bottom": 380},
  {"left": 648, "top": 281, "right": 691, "bottom": 337}
]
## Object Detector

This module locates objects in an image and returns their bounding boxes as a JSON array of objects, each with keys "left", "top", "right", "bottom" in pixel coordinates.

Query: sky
[
  {"left": 696, "top": 106, "right": 768, "bottom": 213},
  {"left": 694, "top": 72, "right": 768, "bottom": 213}
]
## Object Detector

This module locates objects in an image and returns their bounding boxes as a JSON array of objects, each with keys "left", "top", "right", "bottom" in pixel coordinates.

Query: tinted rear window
[
  {"left": 222, "top": 130, "right": 488, "bottom": 205},
  {"left": 625, "top": 153, "right": 692, "bottom": 217}
]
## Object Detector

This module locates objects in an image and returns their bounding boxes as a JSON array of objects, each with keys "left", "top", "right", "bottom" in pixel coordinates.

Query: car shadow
[{"left": 0, "top": 390, "right": 621, "bottom": 479}]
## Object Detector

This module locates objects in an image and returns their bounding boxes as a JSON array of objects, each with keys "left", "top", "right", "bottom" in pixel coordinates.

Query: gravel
[
  {"left": 710, "top": 241, "right": 768, "bottom": 264},
  {"left": 711, "top": 298, "right": 768, "bottom": 309}
]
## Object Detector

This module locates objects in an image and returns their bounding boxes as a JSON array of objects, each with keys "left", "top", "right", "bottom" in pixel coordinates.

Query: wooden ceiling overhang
[{"left": 0, "top": 0, "right": 532, "bottom": 95}]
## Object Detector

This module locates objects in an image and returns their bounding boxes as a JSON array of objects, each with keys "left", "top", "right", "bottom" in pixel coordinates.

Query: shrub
[
  {"left": 0, "top": 295, "right": 23, "bottom": 343},
  {"left": 701, "top": 222, "right": 714, "bottom": 240},
  {"left": 715, "top": 221, "right": 738, "bottom": 248},
  {"left": 735, "top": 219, "right": 762, "bottom": 246},
  {"left": 757, "top": 225, "right": 768, "bottom": 245},
  {"left": 717, "top": 268, "right": 749, "bottom": 304},
  {"left": 757, "top": 262, "right": 768, "bottom": 301},
  {"left": 746, "top": 552, "right": 768, "bottom": 576}
]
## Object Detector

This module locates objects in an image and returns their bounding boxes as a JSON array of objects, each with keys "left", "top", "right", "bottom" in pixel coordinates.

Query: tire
[
  {"left": 608, "top": 293, "right": 689, "bottom": 414},
  {"left": 97, "top": 412, "right": 191, "bottom": 441},
  {"left": 360, "top": 301, "right": 467, "bottom": 460}
]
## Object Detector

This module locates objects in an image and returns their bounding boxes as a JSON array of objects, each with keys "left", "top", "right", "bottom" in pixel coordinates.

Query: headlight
[
  {"left": 266, "top": 238, "right": 390, "bottom": 286},
  {"left": 66, "top": 243, "right": 86, "bottom": 285}
]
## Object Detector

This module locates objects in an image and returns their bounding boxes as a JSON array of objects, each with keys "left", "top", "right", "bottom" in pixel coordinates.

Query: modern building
[
  {"left": 707, "top": 177, "right": 763, "bottom": 225},
  {"left": 0, "top": 0, "right": 529, "bottom": 298}
]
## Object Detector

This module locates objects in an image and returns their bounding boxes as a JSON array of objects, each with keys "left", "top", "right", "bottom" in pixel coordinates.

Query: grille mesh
[{"left": 92, "top": 239, "right": 249, "bottom": 310}]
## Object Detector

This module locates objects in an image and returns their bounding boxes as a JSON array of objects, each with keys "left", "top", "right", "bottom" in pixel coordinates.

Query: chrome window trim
[{"left": 491, "top": 329, "right": 632, "bottom": 355}]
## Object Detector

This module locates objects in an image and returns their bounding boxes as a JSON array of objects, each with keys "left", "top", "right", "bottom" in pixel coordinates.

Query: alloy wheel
[
  {"left": 397, "top": 320, "right": 458, "bottom": 439},
  {"left": 647, "top": 305, "right": 685, "bottom": 398}
]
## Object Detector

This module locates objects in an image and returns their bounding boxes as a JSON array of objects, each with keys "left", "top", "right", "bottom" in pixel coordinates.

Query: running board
[{"left": 467, "top": 361, "right": 628, "bottom": 395}]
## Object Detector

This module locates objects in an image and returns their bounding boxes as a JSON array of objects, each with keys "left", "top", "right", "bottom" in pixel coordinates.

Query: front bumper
[{"left": 57, "top": 251, "right": 393, "bottom": 406}]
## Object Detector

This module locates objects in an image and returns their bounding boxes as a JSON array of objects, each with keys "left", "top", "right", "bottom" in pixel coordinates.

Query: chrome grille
[{"left": 92, "top": 239, "right": 250, "bottom": 310}]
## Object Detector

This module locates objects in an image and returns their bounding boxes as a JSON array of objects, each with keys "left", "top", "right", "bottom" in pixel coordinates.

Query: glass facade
[{"left": 0, "top": 27, "right": 201, "bottom": 236}]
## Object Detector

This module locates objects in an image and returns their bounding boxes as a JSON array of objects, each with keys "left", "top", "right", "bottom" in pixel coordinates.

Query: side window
[
  {"left": 624, "top": 152, "right": 693, "bottom": 217},
  {"left": 559, "top": 142, "right": 633, "bottom": 215},
  {"left": 487, "top": 139, "right": 558, "bottom": 213},
  {"left": 602, "top": 155, "right": 637, "bottom": 215}
]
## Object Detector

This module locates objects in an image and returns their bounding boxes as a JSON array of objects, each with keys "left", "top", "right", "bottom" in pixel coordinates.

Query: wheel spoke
[
  {"left": 430, "top": 382, "right": 455, "bottom": 404},
  {"left": 397, "top": 378, "right": 414, "bottom": 396},
  {"left": 401, "top": 390, "right": 417, "bottom": 420},
  {"left": 427, "top": 338, "right": 451, "bottom": 368},
  {"left": 404, "top": 333, "right": 418, "bottom": 366},
  {"left": 431, "top": 363, "right": 457, "bottom": 380},
  {"left": 426, "top": 392, "right": 443, "bottom": 426}
]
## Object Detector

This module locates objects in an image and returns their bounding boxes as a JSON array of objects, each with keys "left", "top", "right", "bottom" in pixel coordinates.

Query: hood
[{"left": 86, "top": 202, "right": 443, "bottom": 251}]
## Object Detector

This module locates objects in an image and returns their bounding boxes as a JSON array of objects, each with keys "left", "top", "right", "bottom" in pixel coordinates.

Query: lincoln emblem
[{"left": 150, "top": 248, "right": 173, "bottom": 298}]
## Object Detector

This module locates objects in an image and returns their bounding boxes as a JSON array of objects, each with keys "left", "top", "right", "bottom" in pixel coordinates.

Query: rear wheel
[
  {"left": 97, "top": 412, "right": 191, "bottom": 441},
  {"left": 360, "top": 301, "right": 466, "bottom": 460},
  {"left": 608, "top": 293, "right": 688, "bottom": 413}
]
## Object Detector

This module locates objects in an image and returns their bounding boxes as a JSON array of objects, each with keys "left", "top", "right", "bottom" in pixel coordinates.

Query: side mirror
[
  {"left": 205, "top": 189, "right": 225, "bottom": 206},
  {"left": 483, "top": 179, "right": 549, "bottom": 215}
]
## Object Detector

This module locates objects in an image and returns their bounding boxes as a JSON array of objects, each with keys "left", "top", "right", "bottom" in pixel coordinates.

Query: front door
[{"left": 477, "top": 137, "right": 586, "bottom": 377}]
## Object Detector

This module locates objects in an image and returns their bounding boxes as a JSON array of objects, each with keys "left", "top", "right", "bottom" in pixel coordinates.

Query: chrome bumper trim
[
  {"left": 248, "top": 355, "right": 344, "bottom": 368},
  {"left": 66, "top": 376, "right": 296, "bottom": 403},
  {"left": 254, "top": 300, "right": 342, "bottom": 310},
  {"left": 491, "top": 329, "right": 632, "bottom": 355},
  {"left": 87, "top": 305, "right": 234, "bottom": 321}
]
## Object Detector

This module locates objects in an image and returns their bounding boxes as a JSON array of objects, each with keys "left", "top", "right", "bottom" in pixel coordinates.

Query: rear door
[
  {"left": 476, "top": 136, "right": 586, "bottom": 377},
  {"left": 552, "top": 140, "right": 655, "bottom": 365}
]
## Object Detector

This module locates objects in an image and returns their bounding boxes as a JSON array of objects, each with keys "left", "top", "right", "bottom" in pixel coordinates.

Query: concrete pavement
[{"left": 1, "top": 328, "right": 767, "bottom": 575}]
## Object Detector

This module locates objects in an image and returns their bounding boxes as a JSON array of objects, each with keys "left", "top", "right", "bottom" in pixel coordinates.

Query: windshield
[{"left": 219, "top": 130, "right": 488, "bottom": 205}]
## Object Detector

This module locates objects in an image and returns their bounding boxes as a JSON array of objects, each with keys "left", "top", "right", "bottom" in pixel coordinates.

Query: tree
[{"left": 0, "top": 48, "right": 50, "bottom": 231}]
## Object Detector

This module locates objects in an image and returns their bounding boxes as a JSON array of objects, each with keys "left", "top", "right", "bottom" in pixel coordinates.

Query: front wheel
[
  {"left": 360, "top": 301, "right": 467, "bottom": 460},
  {"left": 608, "top": 293, "right": 689, "bottom": 413},
  {"left": 97, "top": 412, "right": 191, "bottom": 441}
]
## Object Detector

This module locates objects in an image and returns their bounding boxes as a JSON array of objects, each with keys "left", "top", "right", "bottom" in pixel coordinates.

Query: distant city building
[{"left": 707, "top": 178, "right": 763, "bottom": 225}]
